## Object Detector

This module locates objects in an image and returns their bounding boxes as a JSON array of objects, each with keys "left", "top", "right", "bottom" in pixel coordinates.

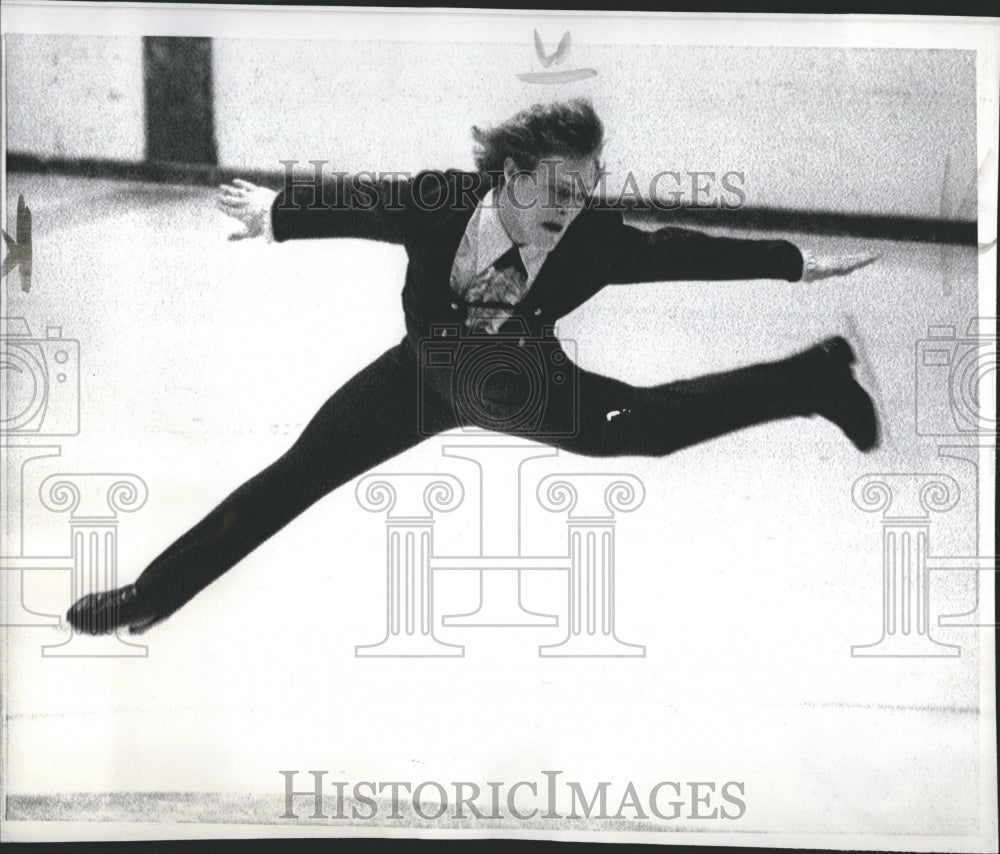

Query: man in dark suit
[{"left": 68, "top": 98, "right": 879, "bottom": 635}]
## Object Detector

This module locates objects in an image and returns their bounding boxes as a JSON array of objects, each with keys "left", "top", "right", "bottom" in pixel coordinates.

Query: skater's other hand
[
  {"left": 216, "top": 179, "right": 278, "bottom": 241},
  {"left": 801, "top": 250, "right": 880, "bottom": 282}
]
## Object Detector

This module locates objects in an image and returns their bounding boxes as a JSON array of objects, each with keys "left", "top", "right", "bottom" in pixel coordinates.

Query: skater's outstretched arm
[
  {"left": 598, "top": 213, "right": 878, "bottom": 284},
  {"left": 217, "top": 170, "right": 446, "bottom": 245}
]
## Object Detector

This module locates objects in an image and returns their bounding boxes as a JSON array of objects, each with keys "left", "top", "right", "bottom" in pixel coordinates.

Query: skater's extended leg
[
  {"left": 67, "top": 340, "right": 457, "bottom": 633},
  {"left": 543, "top": 336, "right": 878, "bottom": 458}
]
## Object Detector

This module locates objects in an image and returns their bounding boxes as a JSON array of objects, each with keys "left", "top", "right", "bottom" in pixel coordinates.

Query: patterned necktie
[{"left": 460, "top": 245, "right": 529, "bottom": 333}]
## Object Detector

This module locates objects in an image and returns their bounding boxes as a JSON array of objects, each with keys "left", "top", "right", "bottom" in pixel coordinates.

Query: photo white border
[{"left": 1, "top": 2, "right": 996, "bottom": 849}]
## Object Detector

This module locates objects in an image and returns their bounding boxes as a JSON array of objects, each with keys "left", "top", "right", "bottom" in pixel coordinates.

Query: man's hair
[{"left": 471, "top": 98, "right": 604, "bottom": 177}]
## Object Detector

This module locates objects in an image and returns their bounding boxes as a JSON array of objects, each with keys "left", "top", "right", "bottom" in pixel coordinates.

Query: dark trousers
[{"left": 133, "top": 335, "right": 817, "bottom": 615}]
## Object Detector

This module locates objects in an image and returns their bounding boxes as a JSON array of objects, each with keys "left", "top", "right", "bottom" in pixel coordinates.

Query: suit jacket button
[
  {"left": 450, "top": 302, "right": 459, "bottom": 311},
  {"left": 533, "top": 308, "right": 542, "bottom": 316}
]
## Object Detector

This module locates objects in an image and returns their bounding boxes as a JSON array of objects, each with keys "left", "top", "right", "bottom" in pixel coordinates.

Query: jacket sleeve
[
  {"left": 269, "top": 170, "right": 420, "bottom": 245},
  {"left": 600, "top": 214, "right": 805, "bottom": 283}
]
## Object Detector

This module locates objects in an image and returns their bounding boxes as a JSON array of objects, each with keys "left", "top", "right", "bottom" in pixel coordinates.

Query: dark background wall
[{"left": 143, "top": 37, "right": 216, "bottom": 165}]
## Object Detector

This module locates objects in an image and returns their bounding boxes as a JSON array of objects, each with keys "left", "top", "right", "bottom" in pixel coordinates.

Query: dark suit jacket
[{"left": 270, "top": 169, "right": 804, "bottom": 343}]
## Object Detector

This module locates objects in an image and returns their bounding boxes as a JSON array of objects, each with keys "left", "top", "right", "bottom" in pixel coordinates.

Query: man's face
[{"left": 500, "top": 153, "right": 599, "bottom": 250}]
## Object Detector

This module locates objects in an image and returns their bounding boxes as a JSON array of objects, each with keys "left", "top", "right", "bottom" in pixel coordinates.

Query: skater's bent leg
[{"left": 131, "top": 341, "right": 452, "bottom": 620}]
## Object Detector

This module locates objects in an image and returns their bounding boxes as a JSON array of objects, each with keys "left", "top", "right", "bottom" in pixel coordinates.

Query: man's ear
[{"left": 502, "top": 157, "right": 520, "bottom": 185}]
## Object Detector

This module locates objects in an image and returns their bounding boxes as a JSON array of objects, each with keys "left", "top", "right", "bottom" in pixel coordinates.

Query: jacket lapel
[{"left": 512, "top": 206, "right": 605, "bottom": 315}]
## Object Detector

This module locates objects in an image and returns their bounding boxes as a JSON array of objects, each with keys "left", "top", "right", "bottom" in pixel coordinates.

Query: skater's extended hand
[
  {"left": 216, "top": 179, "right": 278, "bottom": 241},
  {"left": 801, "top": 250, "right": 880, "bottom": 282}
]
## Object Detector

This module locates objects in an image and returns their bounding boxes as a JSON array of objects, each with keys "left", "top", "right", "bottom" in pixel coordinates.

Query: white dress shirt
[{"left": 449, "top": 186, "right": 560, "bottom": 333}]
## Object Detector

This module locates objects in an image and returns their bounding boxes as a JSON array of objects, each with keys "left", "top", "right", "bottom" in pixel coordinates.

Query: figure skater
[{"left": 67, "top": 98, "right": 880, "bottom": 635}]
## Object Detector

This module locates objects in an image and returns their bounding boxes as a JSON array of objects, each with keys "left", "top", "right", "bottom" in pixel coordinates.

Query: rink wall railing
[{"left": 4, "top": 152, "right": 977, "bottom": 246}]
